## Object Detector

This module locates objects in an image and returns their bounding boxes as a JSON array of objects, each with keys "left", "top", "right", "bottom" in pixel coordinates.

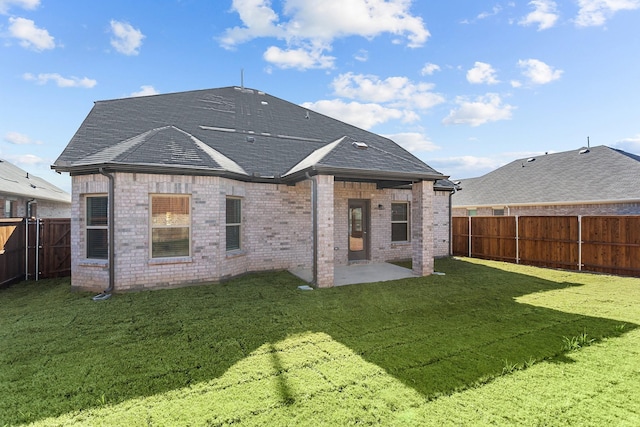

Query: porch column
[
  {"left": 315, "top": 175, "right": 335, "bottom": 288},
  {"left": 412, "top": 180, "right": 435, "bottom": 276}
]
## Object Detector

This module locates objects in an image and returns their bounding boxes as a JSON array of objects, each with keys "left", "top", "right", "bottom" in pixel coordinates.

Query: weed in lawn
[
  {"left": 561, "top": 330, "right": 596, "bottom": 352},
  {"left": 501, "top": 359, "right": 519, "bottom": 375}
]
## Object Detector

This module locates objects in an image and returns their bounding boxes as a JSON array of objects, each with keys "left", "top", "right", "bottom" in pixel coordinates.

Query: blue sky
[{"left": 1, "top": 0, "right": 639, "bottom": 193}]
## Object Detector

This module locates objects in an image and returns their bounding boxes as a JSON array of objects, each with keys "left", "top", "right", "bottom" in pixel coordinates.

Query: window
[
  {"left": 467, "top": 209, "right": 477, "bottom": 217},
  {"left": 86, "top": 196, "right": 108, "bottom": 259},
  {"left": 226, "top": 198, "right": 241, "bottom": 251},
  {"left": 4, "top": 200, "right": 15, "bottom": 218},
  {"left": 151, "top": 195, "right": 190, "bottom": 258},
  {"left": 391, "top": 202, "right": 410, "bottom": 242},
  {"left": 493, "top": 208, "right": 505, "bottom": 216}
]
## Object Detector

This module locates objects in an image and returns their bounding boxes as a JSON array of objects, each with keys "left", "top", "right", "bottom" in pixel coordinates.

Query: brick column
[
  {"left": 315, "top": 175, "right": 335, "bottom": 288},
  {"left": 412, "top": 180, "right": 435, "bottom": 276}
]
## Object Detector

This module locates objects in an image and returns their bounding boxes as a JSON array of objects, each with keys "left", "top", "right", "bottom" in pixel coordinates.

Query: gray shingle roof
[
  {"left": 452, "top": 145, "right": 640, "bottom": 207},
  {"left": 54, "top": 86, "right": 444, "bottom": 183},
  {"left": 0, "top": 159, "right": 71, "bottom": 204}
]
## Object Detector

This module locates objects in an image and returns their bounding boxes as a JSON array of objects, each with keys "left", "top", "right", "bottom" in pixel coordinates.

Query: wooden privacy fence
[
  {"left": 452, "top": 215, "right": 640, "bottom": 277},
  {"left": 0, "top": 218, "right": 71, "bottom": 286}
]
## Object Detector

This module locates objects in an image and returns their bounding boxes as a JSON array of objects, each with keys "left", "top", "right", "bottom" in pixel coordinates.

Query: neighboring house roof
[
  {"left": 53, "top": 86, "right": 445, "bottom": 185},
  {"left": 0, "top": 159, "right": 71, "bottom": 204},
  {"left": 452, "top": 145, "right": 640, "bottom": 208}
]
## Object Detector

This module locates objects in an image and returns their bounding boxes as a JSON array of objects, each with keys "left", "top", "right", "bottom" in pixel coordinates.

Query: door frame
[{"left": 347, "top": 199, "right": 370, "bottom": 262}]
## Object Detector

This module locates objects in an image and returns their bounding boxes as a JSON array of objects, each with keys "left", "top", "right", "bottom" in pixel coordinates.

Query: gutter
[
  {"left": 93, "top": 168, "right": 115, "bottom": 301},
  {"left": 306, "top": 172, "right": 318, "bottom": 287}
]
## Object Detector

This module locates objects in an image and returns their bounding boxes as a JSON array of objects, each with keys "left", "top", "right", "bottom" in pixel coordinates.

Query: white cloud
[
  {"left": 0, "top": 0, "right": 39, "bottom": 14},
  {"left": 354, "top": 49, "right": 369, "bottom": 62},
  {"left": 5, "top": 153, "right": 47, "bottom": 165},
  {"left": 220, "top": 0, "right": 429, "bottom": 70},
  {"left": 301, "top": 99, "right": 417, "bottom": 130},
  {"left": 130, "top": 85, "right": 159, "bottom": 97},
  {"left": 518, "top": 58, "right": 563, "bottom": 85},
  {"left": 263, "top": 45, "right": 335, "bottom": 69},
  {"left": 3, "top": 131, "right": 41, "bottom": 145},
  {"left": 431, "top": 150, "right": 543, "bottom": 179},
  {"left": 331, "top": 72, "right": 445, "bottom": 110},
  {"left": 442, "top": 93, "right": 515, "bottom": 127},
  {"left": 7, "top": 17, "right": 55, "bottom": 51},
  {"left": 477, "top": 5, "right": 503, "bottom": 20},
  {"left": 613, "top": 134, "right": 640, "bottom": 154},
  {"left": 466, "top": 62, "right": 500, "bottom": 85},
  {"left": 383, "top": 132, "right": 439, "bottom": 153},
  {"left": 23, "top": 72, "right": 97, "bottom": 88},
  {"left": 421, "top": 62, "right": 441, "bottom": 75},
  {"left": 519, "top": 0, "right": 559, "bottom": 30},
  {"left": 575, "top": 0, "right": 640, "bottom": 27},
  {"left": 110, "top": 20, "right": 144, "bottom": 55}
]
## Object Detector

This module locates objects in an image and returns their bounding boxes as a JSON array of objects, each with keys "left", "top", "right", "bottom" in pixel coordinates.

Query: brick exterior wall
[
  {"left": 453, "top": 202, "right": 640, "bottom": 217},
  {"left": 70, "top": 173, "right": 447, "bottom": 291},
  {"left": 432, "top": 190, "right": 451, "bottom": 257},
  {"left": 411, "top": 180, "right": 435, "bottom": 276}
]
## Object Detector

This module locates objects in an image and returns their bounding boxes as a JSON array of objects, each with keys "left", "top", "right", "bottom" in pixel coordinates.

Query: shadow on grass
[{"left": 0, "top": 258, "right": 635, "bottom": 425}]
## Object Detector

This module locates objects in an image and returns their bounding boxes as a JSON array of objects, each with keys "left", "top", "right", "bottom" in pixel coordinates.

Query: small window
[
  {"left": 86, "top": 196, "right": 108, "bottom": 259},
  {"left": 226, "top": 198, "right": 242, "bottom": 251},
  {"left": 467, "top": 209, "right": 477, "bottom": 217},
  {"left": 151, "top": 195, "right": 190, "bottom": 258},
  {"left": 4, "top": 200, "right": 16, "bottom": 218},
  {"left": 493, "top": 208, "right": 505, "bottom": 216},
  {"left": 391, "top": 202, "right": 410, "bottom": 242}
]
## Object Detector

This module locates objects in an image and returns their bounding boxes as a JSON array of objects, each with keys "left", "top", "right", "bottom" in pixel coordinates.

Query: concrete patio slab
[{"left": 289, "top": 262, "right": 418, "bottom": 287}]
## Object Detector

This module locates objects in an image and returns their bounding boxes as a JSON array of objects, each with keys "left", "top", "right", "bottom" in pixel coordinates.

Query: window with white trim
[
  {"left": 226, "top": 197, "right": 242, "bottom": 251},
  {"left": 150, "top": 195, "right": 190, "bottom": 258},
  {"left": 86, "top": 196, "right": 108, "bottom": 259},
  {"left": 391, "top": 202, "right": 410, "bottom": 242}
]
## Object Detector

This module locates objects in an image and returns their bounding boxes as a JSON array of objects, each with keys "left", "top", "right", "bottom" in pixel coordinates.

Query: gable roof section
[
  {"left": 0, "top": 159, "right": 71, "bottom": 204},
  {"left": 452, "top": 145, "right": 640, "bottom": 207},
  {"left": 54, "top": 87, "right": 444, "bottom": 183}
]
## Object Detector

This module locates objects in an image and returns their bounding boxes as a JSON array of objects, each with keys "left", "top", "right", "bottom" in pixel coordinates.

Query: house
[
  {"left": 0, "top": 159, "right": 71, "bottom": 218},
  {"left": 53, "top": 86, "right": 450, "bottom": 292},
  {"left": 452, "top": 145, "right": 640, "bottom": 217}
]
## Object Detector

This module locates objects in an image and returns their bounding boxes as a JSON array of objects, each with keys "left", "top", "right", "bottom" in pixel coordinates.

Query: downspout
[
  {"left": 306, "top": 171, "right": 318, "bottom": 286},
  {"left": 93, "top": 168, "right": 115, "bottom": 300},
  {"left": 448, "top": 190, "right": 454, "bottom": 256},
  {"left": 25, "top": 199, "right": 35, "bottom": 280}
]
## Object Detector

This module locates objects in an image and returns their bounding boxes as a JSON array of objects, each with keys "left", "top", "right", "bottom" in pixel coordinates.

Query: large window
[
  {"left": 151, "top": 195, "right": 190, "bottom": 258},
  {"left": 226, "top": 197, "right": 241, "bottom": 251},
  {"left": 86, "top": 196, "right": 108, "bottom": 259},
  {"left": 391, "top": 202, "right": 410, "bottom": 242}
]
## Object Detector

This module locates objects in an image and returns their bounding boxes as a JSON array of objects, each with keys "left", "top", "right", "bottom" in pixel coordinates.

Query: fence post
[
  {"left": 35, "top": 218, "right": 40, "bottom": 281},
  {"left": 515, "top": 215, "right": 519, "bottom": 264},
  {"left": 468, "top": 216, "right": 472, "bottom": 258},
  {"left": 578, "top": 215, "right": 582, "bottom": 271}
]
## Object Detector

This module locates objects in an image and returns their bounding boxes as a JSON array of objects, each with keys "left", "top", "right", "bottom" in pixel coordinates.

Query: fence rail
[
  {"left": 0, "top": 218, "right": 71, "bottom": 286},
  {"left": 452, "top": 215, "right": 640, "bottom": 277}
]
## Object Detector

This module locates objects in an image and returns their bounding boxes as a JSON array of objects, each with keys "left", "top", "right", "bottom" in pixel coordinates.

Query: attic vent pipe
[{"left": 579, "top": 149, "right": 590, "bottom": 154}]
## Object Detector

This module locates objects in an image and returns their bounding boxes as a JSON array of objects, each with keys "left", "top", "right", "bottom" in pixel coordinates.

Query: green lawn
[{"left": 1, "top": 258, "right": 639, "bottom": 426}]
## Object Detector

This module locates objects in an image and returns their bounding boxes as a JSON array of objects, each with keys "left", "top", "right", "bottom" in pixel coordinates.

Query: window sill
[
  {"left": 226, "top": 249, "right": 246, "bottom": 259},
  {"left": 79, "top": 259, "right": 108, "bottom": 267},
  {"left": 391, "top": 241, "right": 411, "bottom": 247},
  {"left": 148, "top": 257, "right": 193, "bottom": 266}
]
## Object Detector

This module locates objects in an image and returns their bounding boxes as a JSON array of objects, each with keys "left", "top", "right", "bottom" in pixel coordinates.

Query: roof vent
[
  {"left": 352, "top": 141, "right": 368, "bottom": 149},
  {"left": 579, "top": 149, "right": 590, "bottom": 154},
  {"left": 526, "top": 157, "right": 535, "bottom": 162},
  {"left": 246, "top": 136, "right": 255, "bottom": 143},
  {"left": 305, "top": 111, "right": 310, "bottom": 120}
]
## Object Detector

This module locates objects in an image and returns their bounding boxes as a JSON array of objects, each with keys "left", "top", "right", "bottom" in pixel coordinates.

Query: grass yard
[{"left": 1, "top": 258, "right": 639, "bottom": 426}]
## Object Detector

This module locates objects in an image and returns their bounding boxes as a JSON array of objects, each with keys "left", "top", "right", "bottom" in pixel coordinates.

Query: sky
[{"left": 1, "top": 0, "right": 639, "bottom": 193}]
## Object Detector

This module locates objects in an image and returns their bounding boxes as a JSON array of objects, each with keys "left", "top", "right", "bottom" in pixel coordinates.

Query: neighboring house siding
[
  {"left": 433, "top": 191, "right": 451, "bottom": 257},
  {"left": 0, "top": 195, "right": 70, "bottom": 218},
  {"left": 453, "top": 202, "right": 640, "bottom": 217}
]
